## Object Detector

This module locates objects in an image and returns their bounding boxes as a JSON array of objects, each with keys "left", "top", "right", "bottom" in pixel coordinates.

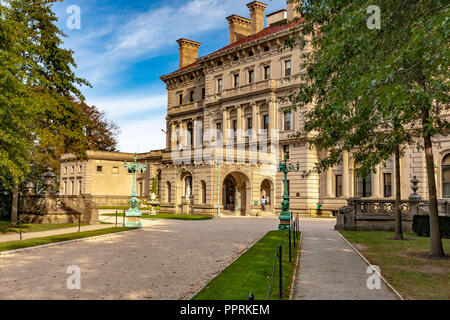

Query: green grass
[
  {"left": 192, "top": 230, "right": 301, "bottom": 300},
  {"left": 97, "top": 206, "right": 161, "bottom": 211},
  {"left": 340, "top": 231, "right": 450, "bottom": 300},
  {"left": 102, "top": 213, "right": 213, "bottom": 220},
  {"left": 0, "top": 227, "right": 138, "bottom": 252},
  {"left": 0, "top": 221, "right": 89, "bottom": 234}
]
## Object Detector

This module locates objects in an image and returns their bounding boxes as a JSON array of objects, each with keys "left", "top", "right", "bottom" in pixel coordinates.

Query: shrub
[{"left": 412, "top": 215, "right": 450, "bottom": 237}]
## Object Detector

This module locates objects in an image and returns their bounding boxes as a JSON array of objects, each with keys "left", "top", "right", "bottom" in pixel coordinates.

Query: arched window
[
  {"left": 442, "top": 154, "right": 450, "bottom": 198},
  {"left": 201, "top": 180, "right": 207, "bottom": 204}
]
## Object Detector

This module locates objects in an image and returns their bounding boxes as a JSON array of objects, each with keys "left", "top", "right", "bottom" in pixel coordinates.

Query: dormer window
[
  {"left": 234, "top": 55, "right": 239, "bottom": 61},
  {"left": 248, "top": 50, "right": 254, "bottom": 57},
  {"left": 217, "top": 60, "right": 223, "bottom": 66},
  {"left": 264, "top": 45, "right": 270, "bottom": 52}
]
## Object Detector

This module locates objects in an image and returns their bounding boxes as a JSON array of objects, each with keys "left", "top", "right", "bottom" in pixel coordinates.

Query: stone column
[
  {"left": 372, "top": 165, "right": 381, "bottom": 198},
  {"left": 342, "top": 151, "right": 350, "bottom": 198},
  {"left": 327, "top": 168, "right": 333, "bottom": 197},
  {"left": 268, "top": 97, "right": 276, "bottom": 139}
]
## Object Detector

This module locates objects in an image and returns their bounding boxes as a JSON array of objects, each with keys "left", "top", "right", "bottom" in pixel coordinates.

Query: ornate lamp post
[
  {"left": 278, "top": 155, "right": 300, "bottom": 230},
  {"left": 124, "top": 153, "right": 147, "bottom": 227}
]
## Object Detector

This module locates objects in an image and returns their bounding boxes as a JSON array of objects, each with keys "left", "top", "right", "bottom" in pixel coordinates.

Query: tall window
[
  {"left": 167, "top": 182, "right": 171, "bottom": 202},
  {"left": 443, "top": 154, "right": 450, "bottom": 198},
  {"left": 248, "top": 70, "right": 254, "bottom": 84},
  {"left": 283, "top": 145, "right": 290, "bottom": 160},
  {"left": 383, "top": 173, "right": 392, "bottom": 197},
  {"left": 234, "top": 74, "right": 239, "bottom": 87},
  {"left": 232, "top": 120, "right": 237, "bottom": 134},
  {"left": 284, "top": 112, "right": 291, "bottom": 131},
  {"left": 190, "top": 91, "right": 194, "bottom": 102},
  {"left": 264, "top": 66, "right": 270, "bottom": 80},
  {"left": 187, "top": 122, "right": 193, "bottom": 146},
  {"left": 285, "top": 60, "right": 291, "bottom": 76},
  {"left": 335, "top": 175, "right": 342, "bottom": 197},
  {"left": 178, "top": 93, "right": 183, "bottom": 105},
  {"left": 217, "top": 78, "right": 223, "bottom": 93},
  {"left": 263, "top": 115, "right": 269, "bottom": 130},
  {"left": 201, "top": 181, "right": 207, "bottom": 204},
  {"left": 355, "top": 173, "right": 372, "bottom": 198},
  {"left": 287, "top": 180, "right": 290, "bottom": 196},
  {"left": 247, "top": 117, "right": 253, "bottom": 130},
  {"left": 202, "top": 88, "right": 205, "bottom": 100},
  {"left": 216, "top": 122, "right": 222, "bottom": 132}
]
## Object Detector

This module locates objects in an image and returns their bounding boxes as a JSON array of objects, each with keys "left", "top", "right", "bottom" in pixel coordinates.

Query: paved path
[
  {"left": 0, "top": 216, "right": 277, "bottom": 299},
  {"left": 293, "top": 218, "right": 397, "bottom": 300},
  {"left": 0, "top": 224, "right": 113, "bottom": 243}
]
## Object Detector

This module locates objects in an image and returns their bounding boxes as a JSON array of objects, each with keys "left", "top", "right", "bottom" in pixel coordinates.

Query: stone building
[{"left": 60, "top": 0, "right": 450, "bottom": 216}]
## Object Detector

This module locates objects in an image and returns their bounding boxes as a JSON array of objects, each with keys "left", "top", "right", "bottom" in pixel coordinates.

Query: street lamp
[
  {"left": 278, "top": 155, "right": 299, "bottom": 230},
  {"left": 124, "top": 153, "right": 148, "bottom": 227}
]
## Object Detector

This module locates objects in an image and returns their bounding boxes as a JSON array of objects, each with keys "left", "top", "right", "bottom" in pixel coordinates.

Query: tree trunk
[
  {"left": 394, "top": 145, "right": 403, "bottom": 239},
  {"left": 423, "top": 133, "right": 444, "bottom": 256},
  {"left": 422, "top": 108, "right": 445, "bottom": 257},
  {"left": 10, "top": 185, "right": 19, "bottom": 226}
]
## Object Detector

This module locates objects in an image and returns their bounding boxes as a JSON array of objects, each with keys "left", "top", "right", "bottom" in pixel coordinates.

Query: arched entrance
[
  {"left": 260, "top": 178, "right": 274, "bottom": 212},
  {"left": 222, "top": 172, "right": 250, "bottom": 215}
]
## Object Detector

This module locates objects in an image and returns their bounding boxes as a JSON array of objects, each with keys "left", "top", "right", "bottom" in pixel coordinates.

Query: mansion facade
[{"left": 60, "top": 1, "right": 450, "bottom": 216}]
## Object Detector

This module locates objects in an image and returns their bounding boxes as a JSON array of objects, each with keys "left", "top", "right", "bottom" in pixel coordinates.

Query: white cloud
[
  {"left": 88, "top": 94, "right": 166, "bottom": 118},
  {"left": 118, "top": 118, "right": 167, "bottom": 153}
]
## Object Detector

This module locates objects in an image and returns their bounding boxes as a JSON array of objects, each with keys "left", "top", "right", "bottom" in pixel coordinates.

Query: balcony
[
  {"left": 205, "top": 79, "right": 277, "bottom": 104},
  {"left": 168, "top": 101, "right": 203, "bottom": 116}
]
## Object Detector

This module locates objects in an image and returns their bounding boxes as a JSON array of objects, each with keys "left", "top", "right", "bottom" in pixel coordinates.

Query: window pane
[
  {"left": 383, "top": 173, "right": 392, "bottom": 197},
  {"left": 336, "top": 175, "right": 342, "bottom": 197}
]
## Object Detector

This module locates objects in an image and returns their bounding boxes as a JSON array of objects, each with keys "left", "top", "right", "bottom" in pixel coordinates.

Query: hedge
[{"left": 412, "top": 215, "right": 450, "bottom": 237}]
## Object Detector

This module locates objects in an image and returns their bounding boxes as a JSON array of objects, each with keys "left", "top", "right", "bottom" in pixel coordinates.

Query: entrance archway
[
  {"left": 222, "top": 172, "right": 250, "bottom": 215},
  {"left": 260, "top": 178, "right": 274, "bottom": 212}
]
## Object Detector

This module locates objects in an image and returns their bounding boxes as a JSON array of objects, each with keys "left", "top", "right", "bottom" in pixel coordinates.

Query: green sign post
[
  {"left": 124, "top": 153, "right": 147, "bottom": 227},
  {"left": 278, "top": 155, "right": 300, "bottom": 230}
]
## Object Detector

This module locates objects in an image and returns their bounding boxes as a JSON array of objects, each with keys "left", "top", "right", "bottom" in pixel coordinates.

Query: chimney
[
  {"left": 226, "top": 14, "right": 251, "bottom": 44},
  {"left": 176, "top": 38, "right": 201, "bottom": 68},
  {"left": 287, "top": 0, "right": 301, "bottom": 20},
  {"left": 247, "top": 1, "right": 268, "bottom": 34}
]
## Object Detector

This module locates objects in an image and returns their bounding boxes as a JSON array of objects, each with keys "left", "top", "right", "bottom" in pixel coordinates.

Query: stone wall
[{"left": 19, "top": 194, "right": 99, "bottom": 224}]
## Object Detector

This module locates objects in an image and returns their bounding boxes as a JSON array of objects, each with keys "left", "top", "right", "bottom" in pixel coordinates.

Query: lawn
[
  {"left": 97, "top": 206, "right": 161, "bottom": 211},
  {"left": 102, "top": 213, "right": 213, "bottom": 220},
  {"left": 192, "top": 230, "right": 301, "bottom": 300},
  {"left": 340, "top": 231, "right": 450, "bottom": 300},
  {"left": 0, "top": 227, "right": 138, "bottom": 252},
  {"left": 0, "top": 221, "right": 89, "bottom": 234}
]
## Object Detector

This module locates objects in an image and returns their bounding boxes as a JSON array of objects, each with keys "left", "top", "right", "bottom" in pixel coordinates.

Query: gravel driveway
[{"left": 0, "top": 216, "right": 277, "bottom": 300}]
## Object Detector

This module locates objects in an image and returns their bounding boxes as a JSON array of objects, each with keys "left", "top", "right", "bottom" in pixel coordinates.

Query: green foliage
[
  {"left": 413, "top": 215, "right": 450, "bottom": 237},
  {"left": 286, "top": 0, "right": 449, "bottom": 177},
  {"left": 0, "top": 0, "right": 119, "bottom": 193}
]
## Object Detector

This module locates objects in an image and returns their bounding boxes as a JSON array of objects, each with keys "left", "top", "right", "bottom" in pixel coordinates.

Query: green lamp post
[
  {"left": 278, "top": 155, "right": 300, "bottom": 230},
  {"left": 124, "top": 153, "right": 147, "bottom": 227}
]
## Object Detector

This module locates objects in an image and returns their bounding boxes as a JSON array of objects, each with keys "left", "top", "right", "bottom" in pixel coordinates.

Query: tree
[
  {"left": 287, "top": 0, "right": 448, "bottom": 256},
  {"left": 79, "top": 102, "right": 120, "bottom": 152}
]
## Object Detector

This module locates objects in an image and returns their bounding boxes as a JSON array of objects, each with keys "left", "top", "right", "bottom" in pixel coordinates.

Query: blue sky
[{"left": 53, "top": 0, "right": 288, "bottom": 152}]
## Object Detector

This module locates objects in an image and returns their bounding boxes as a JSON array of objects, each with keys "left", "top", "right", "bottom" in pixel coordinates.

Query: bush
[{"left": 412, "top": 215, "right": 450, "bottom": 237}]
